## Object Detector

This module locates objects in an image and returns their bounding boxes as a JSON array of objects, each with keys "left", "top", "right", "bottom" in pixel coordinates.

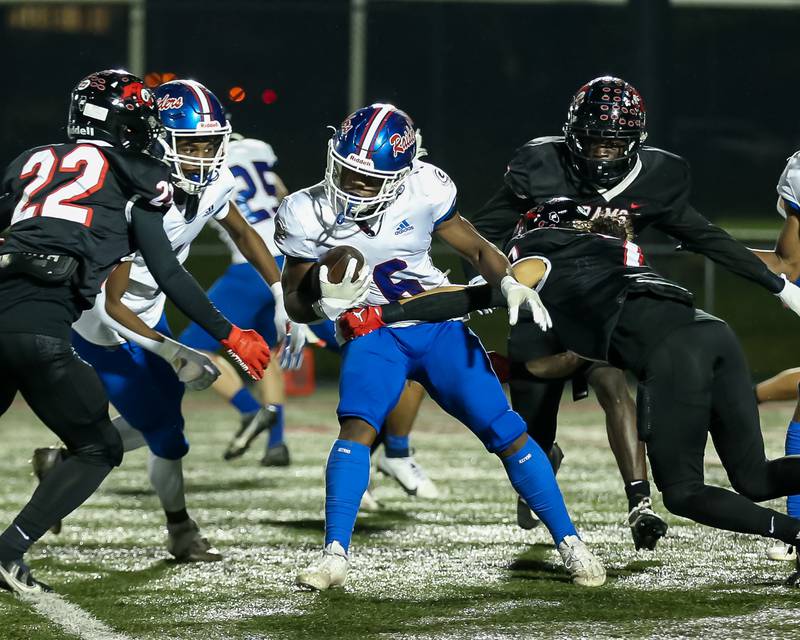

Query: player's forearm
[
  {"left": 379, "top": 284, "right": 504, "bottom": 324},
  {"left": 103, "top": 296, "right": 163, "bottom": 343},
  {"left": 469, "top": 242, "right": 515, "bottom": 288},
  {"left": 750, "top": 248, "right": 792, "bottom": 276},
  {"left": 234, "top": 227, "right": 281, "bottom": 285},
  {"left": 131, "top": 204, "right": 231, "bottom": 340}
]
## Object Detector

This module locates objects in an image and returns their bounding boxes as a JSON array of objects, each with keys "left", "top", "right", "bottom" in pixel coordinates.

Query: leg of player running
[
  {"left": 71, "top": 320, "right": 221, "bottom": 563},
  {"left": 415, "top": 323, "right": 604, "bottom": 586},
  {"left": 642, "top": 323, "right": 800, "bottom": 565},
  {"left": 587, "top": 364, "right": 667, "bottom": 550},
  {"left": 0, "top": 334, "right": 122, "bottom": 586},
  {"left": 378, "top": 381, "right": 439, "bottom": 498},
  {"left": 296, "top": 330, "right": 410, "bottom": 591},
  {"left": 756, "top": 367, "right": 800, "bottom": 404}
]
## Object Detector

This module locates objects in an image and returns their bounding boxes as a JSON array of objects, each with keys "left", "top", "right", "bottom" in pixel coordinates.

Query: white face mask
[{"left": 161, "top": 126, "right": 231, "bottom": 195}]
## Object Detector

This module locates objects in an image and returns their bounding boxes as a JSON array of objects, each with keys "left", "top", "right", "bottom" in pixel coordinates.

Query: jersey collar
[{"left": 596, "top": 155, "right": 643, "bottom": 202}]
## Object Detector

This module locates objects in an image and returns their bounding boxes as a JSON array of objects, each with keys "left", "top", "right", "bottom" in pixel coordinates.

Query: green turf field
[{"left": 1, "top": 388, "right": 799, "bottom": 640}]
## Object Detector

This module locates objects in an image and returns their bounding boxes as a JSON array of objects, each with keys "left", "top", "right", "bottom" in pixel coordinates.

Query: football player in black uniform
[
  {"left": 0, "top": 69, "right": 270, "bottom": 594},
  {"left": 338, "top": 197, "right": 800, "bottom": 585},
  {"left": 464, "top": 76, "right": 800, "bottom": 549}
]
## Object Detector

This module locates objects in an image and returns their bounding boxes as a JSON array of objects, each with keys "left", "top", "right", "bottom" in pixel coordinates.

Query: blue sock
[
  {"left": 502, "top": 436, "right": 577, "bottom": 545},
  {"left": 385, "top": 433, "right": 410, "bottom": 458},
  {"left": 786, "top": 421, "right": 800, "bottom": 518},
  {"left": 231, "top": 388, "right": 260, "bottom": 416},
  {"left": 267, "top": 405, "right": 284, "bottom": 448},
  {"left": 325, "top": 440, "right": 371, "bottom": 552}
]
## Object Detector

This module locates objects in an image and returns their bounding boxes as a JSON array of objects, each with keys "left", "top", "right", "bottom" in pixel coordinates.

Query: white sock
[
  {"left": 147, "top": 453, "right": 186, "bottom": 513},
  {"left": 112, "top": 415, "right": 147, "bottom": 452}
]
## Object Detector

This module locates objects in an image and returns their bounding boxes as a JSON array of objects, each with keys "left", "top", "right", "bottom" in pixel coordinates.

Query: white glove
[
  {"left": 500, "top": 275, "right": 552, "bottom": 330},
  {"left": 154, "top": 336, "right": 221, "bottom": 391},
  {"left": 313, "top": 258, "right": 371, "bottom": 320},
  {"left": 280, "top": 322, "right": 309, "bottom": 370},
  {"left": 271, "top": 281, "right": 289, "bottom": 343},
  {"left": 776, "top": 274, "right": 800, "bottom": 317}
]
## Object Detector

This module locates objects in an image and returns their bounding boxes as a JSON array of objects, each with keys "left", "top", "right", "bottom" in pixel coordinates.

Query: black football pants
[
  {"left": 638, "top": 320, "right": 800, "bottom": 545},
  {"left": 0, "top": 332, "right": 123, "bottom": 561}
]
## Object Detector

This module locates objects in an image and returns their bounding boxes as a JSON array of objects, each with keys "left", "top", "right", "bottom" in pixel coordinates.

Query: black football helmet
[
  {"left": 67, "top": 69, "right": 162, "bottom": 152},
  {"left": 563, "top": 76, "right": 647, "bottom": 187},
  {"left": 513, "top": 197, "right": 589, "bottom": 237}
]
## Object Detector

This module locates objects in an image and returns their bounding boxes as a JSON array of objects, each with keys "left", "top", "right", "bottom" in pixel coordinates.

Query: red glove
[
  {"left": 221, "top": 325, "right": 270, "bottom": 380},
  {"left": 337, "top": 306, "right": 386, "bottom": 341}
]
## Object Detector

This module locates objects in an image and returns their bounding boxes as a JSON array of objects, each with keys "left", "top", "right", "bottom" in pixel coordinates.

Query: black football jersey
[
  {"left": 505, "top": 227, "right": 694, "bottom": 364},
  {"left": 471, "top": 137, "right": 783, "bottom": 293},
  {"left": 0, "top": 141, "right": 171, "bottom": 310}
]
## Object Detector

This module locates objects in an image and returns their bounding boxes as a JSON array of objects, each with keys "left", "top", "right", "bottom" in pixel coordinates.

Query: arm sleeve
[
  {"left": 380, "top": 284, "right": 505, "bottom": 324},
  {"left": 655, "top": 202, "right": 785, "bottom": 294},
  {"left": 462, "top": 184, "right": 531, "bottom": 281},
  {"left": 130, "top": 202, "right": 232, "bottom": 340}
]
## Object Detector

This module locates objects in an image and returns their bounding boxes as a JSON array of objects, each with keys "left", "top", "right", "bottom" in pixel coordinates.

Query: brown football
[{"left": 302, "top": 245, "right": 366, "bottom": 300}]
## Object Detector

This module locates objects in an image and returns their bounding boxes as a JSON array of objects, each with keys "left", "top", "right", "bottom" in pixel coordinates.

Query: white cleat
[
  {"left": 377, "top": 450, "right": 439, "bottom": 498},
  {"left": 359, "top": 488, "right": 382, "bottom": 512},
  {"left": 167, "top": 519, "right": 223, "bottom": 562},
  {"left": 767, "top": 543, "right": 796, "bottom": 562},
  {"left": 296, "top": 541, "right": 349, "bottom": 591},
  {"left": 557, "top": 534, "right": 606, "bottom": 587}
]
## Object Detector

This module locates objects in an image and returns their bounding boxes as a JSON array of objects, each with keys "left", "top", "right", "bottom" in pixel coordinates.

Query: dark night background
[{"left": 1, "top": 0, "right": 798, "bottom": 376}]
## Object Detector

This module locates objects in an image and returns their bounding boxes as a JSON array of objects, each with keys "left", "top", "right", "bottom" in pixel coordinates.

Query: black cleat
[
  {"left": 787, "top": 556, "right": 800, "bottom": 587},
  {"left": 223, "top": 406, "right": 278, "bottom": 461},
  {"left": 260, "top": 442, "right": 291, "bottom": 467},
  {"left": 30, "top": 447, "right": 66, "bottom": 535},
  {"left": 0, "top": 559, "right": 52, "bottom": 595},
  {"left": 516, "top": 442, "right": 565, "bottom": 530},
  {"left": 627, "top": 497, "right": 669, "bottom": 550}
]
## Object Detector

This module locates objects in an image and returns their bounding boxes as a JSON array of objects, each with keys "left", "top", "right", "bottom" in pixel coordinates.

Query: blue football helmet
[
  {"left": 325, "top": 103, "right": 419, "bottom": 222},
  {"left": 154, "top": 79, "right": 231, "bottom": 194}
]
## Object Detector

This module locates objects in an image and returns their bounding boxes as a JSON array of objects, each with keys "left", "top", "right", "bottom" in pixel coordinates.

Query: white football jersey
[
  {"left": 73, "top": 168, "right": 236, "bottom": 345},
  {"left": 216, "top": 138, "right": 282, "bottom": 262},
  {"left": 776, "top": 150, "right": 800, "bottom": 218},
  {"left": 274, "top": 160, "right": 457, "bottom": 321}
]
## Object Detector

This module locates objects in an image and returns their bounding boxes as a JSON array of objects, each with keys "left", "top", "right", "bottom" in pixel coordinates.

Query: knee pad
[
  {"left": 143, "top": 421, "right": 189, "bottom": 460},
  {"left": 483, "top": 410, "right": 526, "bottom": 454}
]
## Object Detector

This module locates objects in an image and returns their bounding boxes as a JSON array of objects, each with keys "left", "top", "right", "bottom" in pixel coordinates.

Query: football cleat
[
  {"left": 0, "top": 559, "right": 52, "bottom": 594},
  {"left": 557, "top": 535, "right": 606, "bottom": 587},
  {"left": 166, "top": 519, "right": 223, "bottom": 562},
  {"left": 516, "top": 443, "right": 564, "bottom": 530},
  {"left": 376, "top": 450, "right": 439, "bottom": 498},
  {"left": 260, "top": 442, "right": 291, "bottom": 467},
  {"left": 295, "top": 541, "right": 349, "bottom": 591},
  {"left": 767, "top": 543, "right": 797, "bottom": 562},
  {"left": 30, "top": 447, "right": 67, "bottom": 535},
  {"left": 223, "top": 406, "right": 278, "bottom": 460},
  {"left": 627, "top": 497, "right": 669, "bottom": 551},
  {"left": 359, "top": 488, "right": 382, "bottom": 512}
]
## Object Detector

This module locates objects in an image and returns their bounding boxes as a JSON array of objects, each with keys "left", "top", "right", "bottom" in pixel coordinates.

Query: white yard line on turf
[{"left": 21, "top": 592, "right": 134, "bottom": 640}]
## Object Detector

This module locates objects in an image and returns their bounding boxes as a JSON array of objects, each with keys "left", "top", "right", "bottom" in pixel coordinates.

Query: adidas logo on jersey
[{"left": 394, "top": 219, "right": 414, "bottom": 235}]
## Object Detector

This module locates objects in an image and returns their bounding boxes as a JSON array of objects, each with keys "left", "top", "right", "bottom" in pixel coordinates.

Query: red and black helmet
[
  {"left": 563, "top": 76, "right": 647, "bottom": 187},
  {"left": 67, "top": 69, "right": 162, "bottom": 153},
  {"left": 513, "top": 197, "right": 589, "bottom": 237}
]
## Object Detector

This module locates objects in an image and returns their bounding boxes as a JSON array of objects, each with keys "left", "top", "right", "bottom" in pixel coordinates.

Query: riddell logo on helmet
[
  {"left": 346, "top": 154, "right": 375, "bottom": 169},
  {"left": 67, "top": 124, "right": 95, "bottom": 137},
  {"left": 389, "top": 126, "right": 415, "bottom": 157},
  {"left": 197, "top": 120, "right": 221, "bottom": 130},
  {"left": 157, "top": 94, "right": 184, "bottom": 110}
]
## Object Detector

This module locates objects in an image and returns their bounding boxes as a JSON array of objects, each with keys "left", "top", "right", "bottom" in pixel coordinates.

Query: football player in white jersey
[
  {"left": 33, "top": 80, "right": 281, "bottom": 561},
  {"left": 279, "top": 104, "right": 605, "bottom": 589},
  {"left": 752, "top": 150, "right": 800, "bottom": 567},
  {"left": 180, "top": 135, "right": 298, "bottom": 466}
]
